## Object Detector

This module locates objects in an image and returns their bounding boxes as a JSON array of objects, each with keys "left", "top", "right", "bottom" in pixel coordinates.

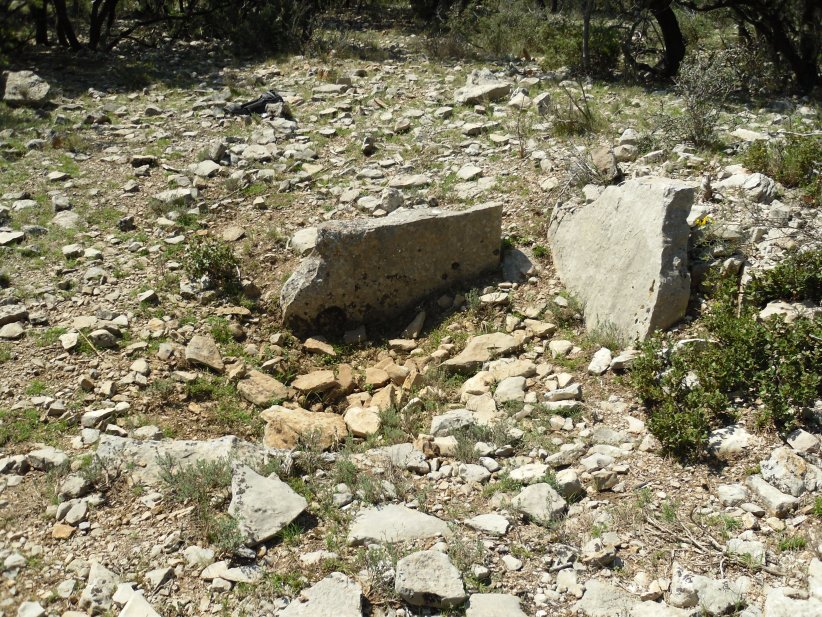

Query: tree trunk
[
  {"left": 649, "top": 0, "right": 685, "bottom": 77},
  {"left": 89, "top": 0, "right": 118, "bottom": 50},
  {"left": 582, "top": 0, "right": 593, "bottom": 74},
  {"left": 32, "top": 1, "right": 49, "bottom": 45},
  {"left": 736, "top": 5, "right": 819, "bottom": 93},
  {"left": 52, "top": 0, "right": 80, "bottom": 49}
]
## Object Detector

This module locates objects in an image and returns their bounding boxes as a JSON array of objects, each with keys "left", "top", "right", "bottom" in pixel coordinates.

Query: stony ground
[{"left": 1, "top": 28, "right": 821, "bottom": 617}]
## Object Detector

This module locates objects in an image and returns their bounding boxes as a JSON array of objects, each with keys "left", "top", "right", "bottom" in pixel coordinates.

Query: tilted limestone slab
[
  {"left": 549, "top": 177, "right": 694, "bottom": 342},
  {"left": 281, "top": 204, "right": 502, "bottom": 330},
  {"left": 96, "top": 434, "right": 264, "bottom": 485}
]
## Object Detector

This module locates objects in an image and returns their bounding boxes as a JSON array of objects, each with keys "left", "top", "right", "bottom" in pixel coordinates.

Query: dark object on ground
[{"left": 227, "top": 91, "right": 286, "bottom": 116}]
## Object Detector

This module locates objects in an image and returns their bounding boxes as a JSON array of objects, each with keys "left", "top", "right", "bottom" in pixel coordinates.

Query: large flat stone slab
[
  {"left": 441, "top": 332, "right": 521, "bottom": 374},
  {"left": 261, "top": 405, "right": 347, "bottom": 450},
  {"left": 347, "top": 504, "right": 451, "bottom": 545},
  {"left": 96, "top": 435, "right": 264, "bottom": 485},
  {"left": 549, "top": 178, "right": 694, "bottom": 342},
  {"left": 281, "top": 204, "right": 502, "bottom": 331}
]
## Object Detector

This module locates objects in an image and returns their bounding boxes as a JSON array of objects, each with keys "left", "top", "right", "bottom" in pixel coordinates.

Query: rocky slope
[{"left": 0, "top": 33, "right": 821, "bottom": 617}]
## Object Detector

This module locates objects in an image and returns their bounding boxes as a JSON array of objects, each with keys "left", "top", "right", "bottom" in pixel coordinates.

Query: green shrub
[
  {"left": 632, "top": 269, "right": 822, "bottom": 459},
  {"left": 746, "top": 249, "right": 822, "bottom": 306},
  {"left": 184, "top": 236, "right": 241, "bottom": 295},
  {"left": 658, "top": 48, "right": 742, "bottom": 147},
  {"left": 742, "top": 136, "right": 822, "bottom": 206}
]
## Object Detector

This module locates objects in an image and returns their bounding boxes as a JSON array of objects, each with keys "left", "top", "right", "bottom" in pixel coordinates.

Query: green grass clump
[
  {"left": 159, "top": 456, "right": 243, "bottom": 554},
  {"left": 777, "top": 534, "right": 807, "bottom": 552},
  {"left": 0, "top": 408, "right": 66, "bottom": 446}
]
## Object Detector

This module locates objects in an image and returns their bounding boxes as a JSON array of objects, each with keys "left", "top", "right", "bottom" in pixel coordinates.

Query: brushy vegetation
[
  {"left": 742, "top": 135, "right": 822, "bottom": 207},
  {"left": 444, "top": 1, "right": 620, "bottom": 77},
  {"left": 159, "top": 456, "right": 245, "bottom": 554},
  {"left": 656, "top": 48, "right": 742, "bottom": 148},
  {"left": 632, "top": 250, "right": 822, "bottom": 459},
  {"left": 183, "top": 236, "right": 241, "bottom": 296}
]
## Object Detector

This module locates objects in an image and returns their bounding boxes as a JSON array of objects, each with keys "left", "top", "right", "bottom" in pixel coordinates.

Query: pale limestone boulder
[
  {"left": 281, "top": 204, "right": 502, "bottom": 331},
  {"left": 549, "top": 177, "right": 694, "bottom": 342},
  {"left": 3, "top": 71, "right": 51, "bottom": 107}
]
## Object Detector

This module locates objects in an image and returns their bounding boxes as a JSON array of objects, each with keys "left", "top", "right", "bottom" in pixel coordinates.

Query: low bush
[
  {"left": 184, "top": 236, "right": 241, "bottom": 295},
  {"left": 657, "top": 48, "right": 743, "bottom": 148},
  {"left": 631, "top": 252, "right": 822, "bottom": 459},
  {"left": 742, "top": 136, "right": 822, "bottom": 207}
]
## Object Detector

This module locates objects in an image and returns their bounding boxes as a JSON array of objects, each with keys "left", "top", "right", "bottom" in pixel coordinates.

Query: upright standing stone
[{"left": 549, "top": 178, "right": 694, "bottom": 342}]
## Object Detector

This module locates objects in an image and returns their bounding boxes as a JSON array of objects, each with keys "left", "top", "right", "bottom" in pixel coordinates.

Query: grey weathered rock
[
  {"left": 347, "top": 504, "right": 451, "bottom": 545},
  {"left": 810, "top": 559, "right": 822, "bottom": 601},
  {"left": 280, "top": 572, "right": 363, "bottom": 617},
  {"left": 183, "top": 546, "right": 215, "bottom": 568},
  {"left": 708, "top": 425, "right": 751, "bottom": 461},
  {"left": 764, "top": 589, "right": 822, "bottom": 617},
  {"left": 746, "top": 474, "right": 798, "bottom": 517},
  {"left": 573, "top": 580, "right": 638, "bottom": 617},
  {"left": 454, "top": 69, "right": 512, "bottom": 105},
  {"left": 760, "top": 446, "right": 821, "bottom": 497},
  {"left": 200, "top": 560, "right": 261, "bottom": 583},
  {"left": 465, "top": 513, "right": 509, "bottom": 536},
  {"left": 290, "top": 227, "right": 318, "bottom": 255},
  {"left": 786, "top": 429, "right": 820, "bottom": 454},
  {"left": 371, "top": 443, "right": 429, "bottom": 474},
  {"left": 549, "top": 177, "right": 694, "bottom": 341},
  {"left": 717, "top": 483, "right": 748, "bottom": 507},
  {"left": 442, "top": 332, "right": 520, "bottom": 374},
  {"left": 228, "top": 465, "right": 307, "bottom": 546},
  {"left": 501, "top": 248, "right": 535, "bottom": 283},
  {"left": 27, "top": 446, "right": 68, "bottom": 471},
  {"left": 119, "top": 592, "right": 162, "bottom": 617},
  {"left": 0, "top": 322, "right": 24, "bottom": 339},
  {"left": 726, "top": 539, "right": 765, "bottom": 565},
  {"left": 588, "top": 348, "right": 613, "bottom": 375},
  {"left": 466, "top": 593, "right": 527, "bottom": 617},
  {"left": 431, "top": 408, "right": 476, "bottom": 436},
  {"left": 237, "top": 370, "right": 288, "bottom": 406},
  {"left": 16, "top": 602, "right": 45, "bottom": 617},
  {"left": 185, "top": 335, "right": 224, "bottom": 372},
  {"left": 96, "top": 434, "right": 264, "bottom": 485},
  {"left": 281, "top": 204, "right": 502, "bottom": 330},
  {"left": 80, "top": 561, "right": 119, "bottom": 613},
  {"left": 3, "top": 71, "right": 51, "bottom": 107},
  {"left": 394, "top": 550, "right": 466, "bottom": 608},
  {"left": 512, "top": 482, "right": 567, "bottom": 524},
  {"left": 0, "top": 304, "right": 28, "bottom": 327}
]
